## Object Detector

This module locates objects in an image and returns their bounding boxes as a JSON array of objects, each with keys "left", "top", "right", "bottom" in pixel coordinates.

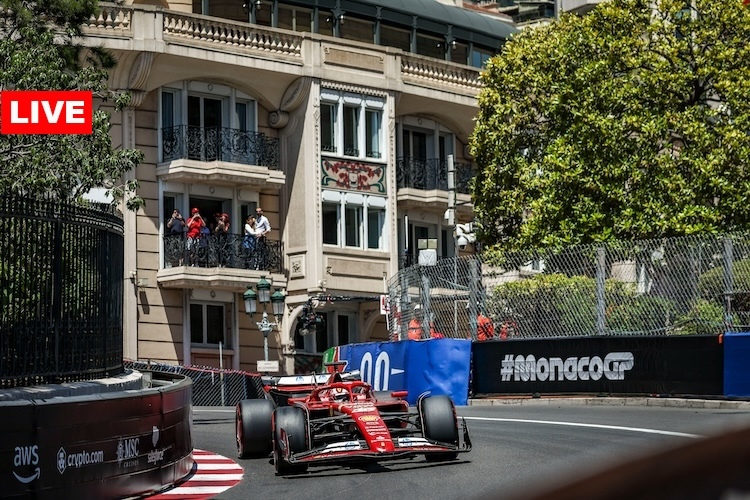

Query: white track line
[{"left": 464, "top": 416, "right": 702, "bottom": 438}]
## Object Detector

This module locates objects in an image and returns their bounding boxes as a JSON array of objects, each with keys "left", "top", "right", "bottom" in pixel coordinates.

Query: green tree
[
  {"left": 0, "top": 0, "right": 143, "bottom": 208},
  {"left": 470, "top": 0, "right": 750, "bottom": 250}
]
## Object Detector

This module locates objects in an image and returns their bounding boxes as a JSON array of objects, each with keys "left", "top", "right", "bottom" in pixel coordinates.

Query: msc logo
[
  {"left": 13, "top": 445, "right": 40, "bottom": 484},
  {"left": 117, "top": 437, "right": 140, "bottom": 467}
]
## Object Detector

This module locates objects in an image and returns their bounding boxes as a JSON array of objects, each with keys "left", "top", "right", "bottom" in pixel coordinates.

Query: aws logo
[{"left": 13, "top": 445, "right": 40, "bottom": 484}]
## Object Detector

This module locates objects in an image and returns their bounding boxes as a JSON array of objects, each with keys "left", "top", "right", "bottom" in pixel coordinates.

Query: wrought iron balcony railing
[
  {"left": 163, "top": 233, "right": 282, "bottom": 274},
  {"left": 161, "top": 125, "right": 280, "bottom": 168},
  {"left": 395, "top": 157, "right": 475, "bottom": 194}
]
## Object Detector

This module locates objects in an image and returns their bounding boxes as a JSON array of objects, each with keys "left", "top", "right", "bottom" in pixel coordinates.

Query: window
[
  {"left": 343, "top": 105, "right": 359, "bottom": 156},
  {"left": 365, "top": 109, "right": 382, "bottom": 158},
  {"left": 367, "top": 207, "right": 385, "bottom": 249},
  {"left": 340, "top": 16, "right": 374, "bottom": 43},
  {"left": 471, "top": 48, "right": 493, "bottom": 68},
  {"left": 278, "top": 5, "right": 313, "bottom": 32},
  {"left": 380, "top": 24, "right": 411, "bottom": 51},
  {"left": 416, "top": 33, "right": 444, "bottom": 60},
  {"left": 322, "top": 191, "right": 386, "bottom": 251},
  {"left": 320, "top": 90, "right": 385, "bottom": 161},
  {"left": 322, "top": 202, "right": 339, "bottom": 244},
  {"left": 321, "top": 103, "right": 336, "bottom": 153},
  {"left": 337, "top": 314, "right": 352, "bottom": 345},
  {"left": 160, "top": 83, "right": 260, "bottom": 164},
  {"left": 345, "top": 205, "right": 363, "bottom": 247},
  {"left": 190, "top": 303, "right": 229, "bottom": 347}
]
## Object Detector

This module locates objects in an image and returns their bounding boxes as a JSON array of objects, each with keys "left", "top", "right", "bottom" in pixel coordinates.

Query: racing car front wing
[{"left": 281, "top": 417, "right": 472, "bottom": 466}]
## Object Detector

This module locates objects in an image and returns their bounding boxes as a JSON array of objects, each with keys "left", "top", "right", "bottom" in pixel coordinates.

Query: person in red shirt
[
  {"left": 407, "top": 318, "right": 422, "bottom": 340},
  {"left": 186, "top": 207, "right": 205, "bottom": 265},
  {"left": 477, "top": 312, "right": 495, "bottom": 341},
  {"left": 429, "top": 322, "right": 444, "bottom": 339}
]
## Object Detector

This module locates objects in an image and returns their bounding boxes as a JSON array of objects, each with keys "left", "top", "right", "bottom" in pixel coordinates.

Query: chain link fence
[
  {"left": 125, "top": 360, "right": 264, "bottom": 406},
  {"left": 387, "top": 233, "right": 750, "bottom": 340}
]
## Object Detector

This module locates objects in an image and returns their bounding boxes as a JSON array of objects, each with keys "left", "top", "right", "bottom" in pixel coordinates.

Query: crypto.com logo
[{"left": 0, "top": 91, "right": 93, "bottom": 135}]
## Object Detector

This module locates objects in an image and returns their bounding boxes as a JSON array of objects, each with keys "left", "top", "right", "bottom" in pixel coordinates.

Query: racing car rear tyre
[
  {"left": 237, "top": 399, "right": 275, "bottom": 458},
  {"left": 273, "top": 406, "right": 309, "bottom": 475},
  {"left": 420, "top": 395, "right": 459, "bottom": 461}
]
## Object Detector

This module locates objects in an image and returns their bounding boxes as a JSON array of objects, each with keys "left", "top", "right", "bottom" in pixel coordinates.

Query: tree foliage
[
  {"left": 470, "top": 0, "right": 750, "bottom": 250},
  {"left": 0, "top": 0, "right": 143, "bottom": 208}
]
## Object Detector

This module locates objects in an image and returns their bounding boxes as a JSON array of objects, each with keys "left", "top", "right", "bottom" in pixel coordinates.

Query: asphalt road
[{"left": 191, "top": 402, "right": 750, "bottom": 500}]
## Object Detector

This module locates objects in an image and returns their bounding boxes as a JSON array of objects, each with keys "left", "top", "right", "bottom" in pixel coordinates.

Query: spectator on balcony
[
  {"left": 167, "top": 209, "right": 185, "bottom": 234},
  {"left": 255, "top": 207, "right": 271, "bottom": 269},
  {"left": 243, "top": 215, "right": 261, "bottom": 269},
  {"left": 186, "top": 208, "right": 205, "bottom": 266},
  {"left": 214, "top": 213, "right": 231, "bottom": 267},
  {"left": 166, "top": 209, "right": 185, "bottom": 266}
]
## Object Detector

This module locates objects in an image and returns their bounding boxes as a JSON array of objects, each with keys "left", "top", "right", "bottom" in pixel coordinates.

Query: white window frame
[
  {"left": 189, "top": 302, "right": 230, "bottom": 347},
  {"left": 321, "top": 190, "right": 387, "bottom": 251},
  {"left": 320, "top": 89, "right": 384, "bottom": 161},
  {"left": 159, "top": 82, "right": 258, "bottom": 163}
]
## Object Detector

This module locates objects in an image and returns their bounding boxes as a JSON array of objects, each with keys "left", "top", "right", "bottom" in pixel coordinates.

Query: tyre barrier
[{"left": 0, "top": 371, "right": 193, "bottom": 499}]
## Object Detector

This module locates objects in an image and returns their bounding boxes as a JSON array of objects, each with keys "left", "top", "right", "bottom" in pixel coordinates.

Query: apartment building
[{"left": 83, "top": 0, "right": 516, "bottom": 374}]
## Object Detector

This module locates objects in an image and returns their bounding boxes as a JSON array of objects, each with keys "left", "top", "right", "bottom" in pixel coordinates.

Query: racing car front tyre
[
  {"left": 420, "top": 395, "right": 459, "bottom": 461},
  {"left": 273, "top": 406, "right": 309, "bottom": 475},
  {"left": 237, "top": 399, "right": 275, "bottom": 458}
]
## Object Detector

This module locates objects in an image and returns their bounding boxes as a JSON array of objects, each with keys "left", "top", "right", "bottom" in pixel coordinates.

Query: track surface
[{"left": 181, "top": 403, "right": 750, "bottom": 499}]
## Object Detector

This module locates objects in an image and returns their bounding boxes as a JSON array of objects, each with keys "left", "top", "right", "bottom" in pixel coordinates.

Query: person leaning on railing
[
  {"left": 186, "top": 207, "right": 205, "bottom": 266},
  {"left": 255, "top": 207, "right": 271, "bottom": 269},
  {"left": 166, "top": 209, "right": 185, "bottom": 266}
]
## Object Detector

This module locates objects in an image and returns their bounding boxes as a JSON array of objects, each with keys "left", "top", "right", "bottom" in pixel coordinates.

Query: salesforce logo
[{"left": 500, "top": 352, "right": 634, "bottom": 382}]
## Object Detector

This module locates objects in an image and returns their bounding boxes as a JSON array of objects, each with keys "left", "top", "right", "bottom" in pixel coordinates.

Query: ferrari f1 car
[{"left": 236, "top": 365, "right": 472, "bottom": 474}]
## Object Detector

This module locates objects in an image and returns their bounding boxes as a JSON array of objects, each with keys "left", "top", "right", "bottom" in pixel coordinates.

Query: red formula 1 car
[{"left": 235, "top": 365, "right": 471, "bottom": 474}]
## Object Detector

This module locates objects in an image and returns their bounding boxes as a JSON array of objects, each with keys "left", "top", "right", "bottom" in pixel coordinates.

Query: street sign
[
  {"left": 380, "top": 295, "right": 390, "bottom": 315},
  {"left": 257, "top": 360, "right": 279, "bottom": 372}
]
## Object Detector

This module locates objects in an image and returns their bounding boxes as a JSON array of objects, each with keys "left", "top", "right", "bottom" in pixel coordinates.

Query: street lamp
[{"left": 243, "top": 276, "right": 285, "bottom": 365}]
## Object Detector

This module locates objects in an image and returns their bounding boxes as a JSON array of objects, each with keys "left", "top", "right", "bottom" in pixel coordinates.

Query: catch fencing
[
  {"left": 125, "top": 360, "right": 264, "bottom": 406},
  {"left": 387, "top": 233, "right": 750, "bottom": 340}
]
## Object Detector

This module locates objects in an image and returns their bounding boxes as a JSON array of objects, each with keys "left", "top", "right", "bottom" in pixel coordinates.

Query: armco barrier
[
  {"left": 472, "top": 335, "right": 724, "bottom": 396},
  {"left": 332, "top": 339, "right": 472, "bottom": 405},
  {"left": 0, "top": 371, "right": 193, "bottom": 499}
]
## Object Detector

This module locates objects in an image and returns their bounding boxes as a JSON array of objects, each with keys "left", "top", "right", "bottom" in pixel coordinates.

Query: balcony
[
  {"left": 162, "top": 126, "right": 279, "bottom": 167},
  {"left": 157, "top": 126, "right": 285, "bottom": 188},
  {"left": 395, "top": 157, "right": 475, "bottom": 213},
  {"left": 157, "top": 233, "right": 284, "bottom": 291}
]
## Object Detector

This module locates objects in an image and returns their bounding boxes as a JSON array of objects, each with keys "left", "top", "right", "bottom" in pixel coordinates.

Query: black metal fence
[
  {"left": 163, "top": 233, "right": 283, "bottom": 273},
  {"left": 395, "top": 157, "right": 475, "bottom": 193},
  {"left": 0, "top": 195, "right": 124, "bottom": 388},
  {"left": 161, "top": 125, "right": 280, "bottom": 167}
]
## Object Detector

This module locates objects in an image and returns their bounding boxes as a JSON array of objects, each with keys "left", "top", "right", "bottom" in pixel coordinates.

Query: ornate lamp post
[{"left": 243, "top": 276, "right": 285, "bottom": 366}]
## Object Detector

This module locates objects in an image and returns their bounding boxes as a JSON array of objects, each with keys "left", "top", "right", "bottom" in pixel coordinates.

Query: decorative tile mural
[{"left": 321, "top": 158, "right": 386, "bottom": 194}]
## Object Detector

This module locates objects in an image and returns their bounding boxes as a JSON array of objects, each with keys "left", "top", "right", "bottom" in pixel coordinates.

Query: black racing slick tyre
[
  {"left": 236, "top": 399, "right": 274, "bottom": 459},
  {"left": 273, "top": 406, "right": 309, "bottom": 475},
  {"left": 420, "top": 395, "right": 459, "bottom": 461}
]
